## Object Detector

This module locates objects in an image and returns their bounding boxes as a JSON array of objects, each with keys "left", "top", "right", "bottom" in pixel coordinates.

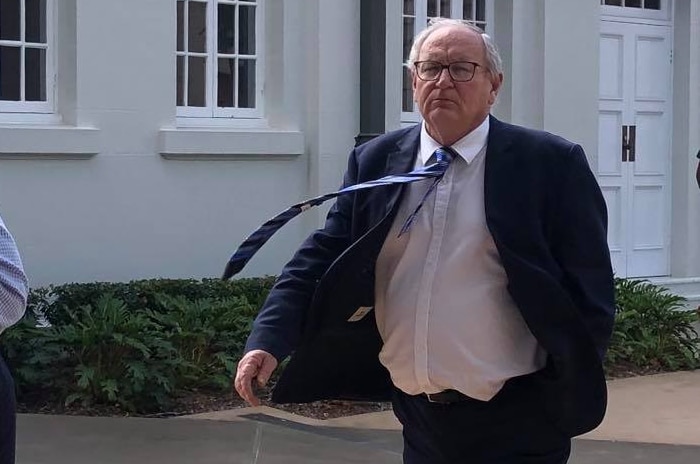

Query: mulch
[
  {"left": 16, "top": 386, "right": 391, "bottom": 420},
  {"left": 15, "top": 364, "right": 672, "bottom": 420}
]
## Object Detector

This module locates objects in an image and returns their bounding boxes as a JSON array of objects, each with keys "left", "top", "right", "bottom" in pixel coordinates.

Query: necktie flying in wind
[{"left": 221, "top": 147, "right": 456, "bottom": 280}]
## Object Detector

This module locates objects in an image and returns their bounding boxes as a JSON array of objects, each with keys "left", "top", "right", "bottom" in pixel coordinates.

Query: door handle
[
  {"left": 621, "top": 125, "right": 636, "bottom": 162},
  {"left": 628, "top": 125, "right": 636, "bottom": 162},
  {"left": 622, "top": 125, "right": 630, "bottom": 162}
]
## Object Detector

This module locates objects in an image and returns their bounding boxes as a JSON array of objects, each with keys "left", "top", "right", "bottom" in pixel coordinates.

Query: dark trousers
[
  {"left": 391, "top": 375, "right": 571, "bottom": 464},
  {"left": 0, "top": 353, "right": 16, "bottom": 464}
]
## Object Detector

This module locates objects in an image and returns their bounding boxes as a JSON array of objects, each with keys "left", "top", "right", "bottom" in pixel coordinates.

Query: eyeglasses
[{"left": 413, "top": 61, "right": 481, "bottom": 82}]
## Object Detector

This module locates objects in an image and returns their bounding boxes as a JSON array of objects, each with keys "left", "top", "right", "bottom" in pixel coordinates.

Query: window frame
[
  {"left": 176, "top": 0, "right": 264, "bottom": 121},
  {"left": 600, "top": 0, "right": 671, "bottom": 21},
  {"left": 399, "top": 0, "right": 493, "bottom": 124},
  {"left": 0, "top": 0, "right": 56, "bottom": 115}
]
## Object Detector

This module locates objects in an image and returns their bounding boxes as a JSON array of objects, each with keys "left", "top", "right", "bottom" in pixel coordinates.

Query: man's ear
[
  {"left": 412, "top": 67, "right": 418, "bottom": 98},
  {"left": 489, "top": 73, "right": 504, "bottom": 105}
]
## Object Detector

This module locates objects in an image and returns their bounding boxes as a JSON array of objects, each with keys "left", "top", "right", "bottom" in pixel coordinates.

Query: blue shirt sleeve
[{"left": 0, "top": 214, "right": 28, "bottom": 333}]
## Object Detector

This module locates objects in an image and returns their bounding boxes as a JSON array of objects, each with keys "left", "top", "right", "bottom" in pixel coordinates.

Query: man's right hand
[{"left": 234, "top": 349, "right": 279, "bottom": 406}]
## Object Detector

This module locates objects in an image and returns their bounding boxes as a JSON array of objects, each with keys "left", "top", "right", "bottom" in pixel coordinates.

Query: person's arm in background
[{"left": 0, "top": 214, "right": 28, "bottom": 334}]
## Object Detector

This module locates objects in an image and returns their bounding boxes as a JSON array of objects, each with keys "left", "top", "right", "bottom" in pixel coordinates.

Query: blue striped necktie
[{"left": 222, "top": 147, "right": 456, "bottom": 279}]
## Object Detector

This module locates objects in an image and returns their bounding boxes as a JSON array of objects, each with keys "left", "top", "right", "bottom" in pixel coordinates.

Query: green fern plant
[
  {"left": 607, "top": 278, "right": 699, "bottom": 372},
  {"left": 1, "top": 277, "right": 274, "bottom": 414},
  {"left": 149, "top": 293, "right": 255, "bottom": 390},
  {"left": 54, "top": 294, "right": 180, "bottom": 412}
]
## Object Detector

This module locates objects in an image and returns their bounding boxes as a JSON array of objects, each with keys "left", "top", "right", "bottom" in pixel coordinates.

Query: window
[
  {"left": 601, "top": 0, "right": 661, "bottom": 9},
  {"left": 401, "top": 0, "right": 487, "bottom": 120},
  {"left": 176, "top": 0, "right": 263, "bottom": 119},
  {"left": 0, "top": 0, "right": 54, "bottom": 113},
  {"left": 600, "top": 0, "right": 670, "bottom": 21}
]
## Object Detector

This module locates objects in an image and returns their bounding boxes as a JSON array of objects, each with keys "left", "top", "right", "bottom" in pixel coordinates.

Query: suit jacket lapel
[
  {"left": 484, "top": 116, "right": 515, "bottom": 229},
  {"left": 386, "top": 125, "right": 420, "bottom": 175},
  {"left": 484, "top": 116, "right": 514, "bottom": 183},
  {"left": 381, "top": 125, "right": 421, "bottom": 218}
]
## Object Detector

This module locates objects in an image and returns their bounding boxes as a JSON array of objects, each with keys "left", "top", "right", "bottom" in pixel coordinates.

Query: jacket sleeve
[
  {"left": 244, "top": 149, "right": 360, "bottom": 361},
  {"left": 0, "top": 215, "right": 28, "bottom": 334},
  {"left": 549, "top": 145, "right": 616, "bottom": 360}
]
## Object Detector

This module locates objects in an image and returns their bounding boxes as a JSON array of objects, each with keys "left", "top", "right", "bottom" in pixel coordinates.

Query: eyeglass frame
[{"left": 413, "top": 60, "right": 483, "bottom": 82}]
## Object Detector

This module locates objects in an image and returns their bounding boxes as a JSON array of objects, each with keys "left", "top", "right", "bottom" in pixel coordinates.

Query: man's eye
[{"left": 452, "top": 64, "right": 471, "bottom": 74}]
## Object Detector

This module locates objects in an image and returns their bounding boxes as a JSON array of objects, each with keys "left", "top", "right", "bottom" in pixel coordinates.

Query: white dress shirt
[
  {"left": 375, "top": 117, "right": 546, "bottom": 401},
  {"left": 0, "top": 214, "right": 28, "bottom": 334}
]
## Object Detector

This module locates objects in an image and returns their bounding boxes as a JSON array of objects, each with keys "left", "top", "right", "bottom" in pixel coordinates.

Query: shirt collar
[{"left": 419, "top": 116, "right": 490, "bottom": 165}]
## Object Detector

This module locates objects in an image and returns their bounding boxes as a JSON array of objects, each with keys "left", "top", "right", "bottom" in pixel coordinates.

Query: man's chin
[{"left": 425, "top": 110, "right": 460, "bottom": 126}]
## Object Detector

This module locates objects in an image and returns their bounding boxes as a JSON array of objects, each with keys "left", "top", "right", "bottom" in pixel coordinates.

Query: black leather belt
[
  {"left": 423, "top": 389, "right": 472, "bottom": 404},
  {"left": 418, "top": 372, "right": 542, "bottom": 404}
]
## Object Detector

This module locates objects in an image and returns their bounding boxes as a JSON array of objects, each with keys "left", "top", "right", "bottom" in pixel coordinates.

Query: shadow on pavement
[{"left": 17, "top": 413, "right": 700, "bottom": 464}]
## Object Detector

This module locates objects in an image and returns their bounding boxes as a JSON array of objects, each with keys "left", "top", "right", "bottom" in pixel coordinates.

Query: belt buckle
[{"left": 425, "top": 393, "right": 442, "bottom": 403}]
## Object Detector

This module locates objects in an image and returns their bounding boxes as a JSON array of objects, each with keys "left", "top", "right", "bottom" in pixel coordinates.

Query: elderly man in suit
[
  {"left": 0, "top": 213, "right": 28, "bottom": 464},
  {"left": 235, "top": 19, "right": 614, "bottom": 464}
]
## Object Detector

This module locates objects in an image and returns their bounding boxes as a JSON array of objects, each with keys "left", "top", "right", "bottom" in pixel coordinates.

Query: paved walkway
[
  {"left": 188, "top": 370, "right": 700, "bottom": 445},
  {"left": 16, "top": 371, "right": 700, "bottom": 463}
]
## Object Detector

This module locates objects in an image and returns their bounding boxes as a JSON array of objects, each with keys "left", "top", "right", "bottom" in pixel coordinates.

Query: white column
[
  {"left": 305, "top": 0, "right": 361, "bottom": 226},
  {"left": 671, "top": 0, "right": 700, "bottom": 277},
  {"left": 508, "top": 0, "right": 545, "bottom": 130},
  {"left": 542, "top": 0, "right": 599, "bottom": 161},
  {"left": 494, "top": 1, "right": 597, "bottom": 162}
]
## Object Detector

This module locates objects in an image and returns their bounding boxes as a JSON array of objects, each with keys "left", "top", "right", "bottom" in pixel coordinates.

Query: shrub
[
  {"left": 56, "top": 294, "right": 181, "bottom": 411},
  {"left": 606, "top": 278, "right": 700, "bottom": 372},
  {"left": 5, "top": 275, "right": 697, "bottom": 414},
  {"left": 0, "top": 277, "right": 276, "bottom": 413},
  {"left": 29, "top": 277, "right": 276, "bottom": 326},
  {"left": 148, "top": 294, "right": 257, "bottom": 390},
  {"left": 0, "top": 311, "right": 65, "bottom": 393}
]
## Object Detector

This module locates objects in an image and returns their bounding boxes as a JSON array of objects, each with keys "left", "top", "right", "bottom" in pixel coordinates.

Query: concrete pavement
[
  {"left": 582, "top": 370, "right": 700, "bottom": 446},
  {"left": 17, "top": 414, "right": 403, "bottom": 464},
  {"left": 16, "top": 370, "right": 700, "bottom": 463},
  {"left": 189, "top": 370, "right": 700, "bottom": 445}
]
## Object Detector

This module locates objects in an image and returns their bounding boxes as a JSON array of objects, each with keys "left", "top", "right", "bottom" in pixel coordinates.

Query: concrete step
[{"left": 649, "top": 276, "right": 700, "bottom": 310}]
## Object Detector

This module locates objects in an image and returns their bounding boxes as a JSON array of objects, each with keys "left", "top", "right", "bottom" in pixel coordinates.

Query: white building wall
[
  {"left": 0, "top": 0, "right": 361, "bottom": 287},
  {"left": 1, "top": 0, "right": 698, "bottom": 296}
]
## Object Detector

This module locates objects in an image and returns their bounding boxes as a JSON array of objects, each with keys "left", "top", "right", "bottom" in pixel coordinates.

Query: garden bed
[{"left": 4, "top": 277, "right": 699, "bottom": 420}]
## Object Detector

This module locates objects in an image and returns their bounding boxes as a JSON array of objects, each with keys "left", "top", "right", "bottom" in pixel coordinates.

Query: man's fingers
[
  {"left": 236, "top": 374, "right": 260, "bottom": 406},
  {"left": 256, "top": 354, "right": 278, "bottom": 387},
  {"left": 234, "top": 350, "right": 277, "bottom": 406},
  {"left": 234, "top": 354, "right": 261, "bottom": 406}
]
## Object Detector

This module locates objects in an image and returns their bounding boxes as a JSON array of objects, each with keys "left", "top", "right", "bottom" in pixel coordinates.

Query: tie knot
[{"left": 435, "top": 147, "right": 456, "bottom": 164}]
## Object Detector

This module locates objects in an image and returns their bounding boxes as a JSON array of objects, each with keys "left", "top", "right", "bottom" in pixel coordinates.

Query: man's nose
[{"left": 435, "top": 67, "right": 454, "bottom": 87}]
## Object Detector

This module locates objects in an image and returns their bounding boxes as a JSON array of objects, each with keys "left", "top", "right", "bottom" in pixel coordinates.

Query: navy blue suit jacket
[{"left": 246, "top": 116, "right": 615, "bottom": 437}]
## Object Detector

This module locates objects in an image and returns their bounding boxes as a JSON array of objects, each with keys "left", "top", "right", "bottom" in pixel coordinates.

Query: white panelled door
[{"left": 598, "top": 21, "right": 672, "bottom": 278}]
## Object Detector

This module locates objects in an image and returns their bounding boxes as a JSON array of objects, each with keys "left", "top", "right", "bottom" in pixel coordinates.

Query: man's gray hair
[{"left": 407, "top": 18, "right": 503, "bottom": 80}]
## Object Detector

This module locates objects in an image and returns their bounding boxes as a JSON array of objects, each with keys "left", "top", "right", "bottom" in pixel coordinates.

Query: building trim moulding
[
  {"left": 0, "top": 126, "right": 100, "bottom": 159},
  {"left": 158, "top": 128, "right": 305, "bottom": 160}
]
